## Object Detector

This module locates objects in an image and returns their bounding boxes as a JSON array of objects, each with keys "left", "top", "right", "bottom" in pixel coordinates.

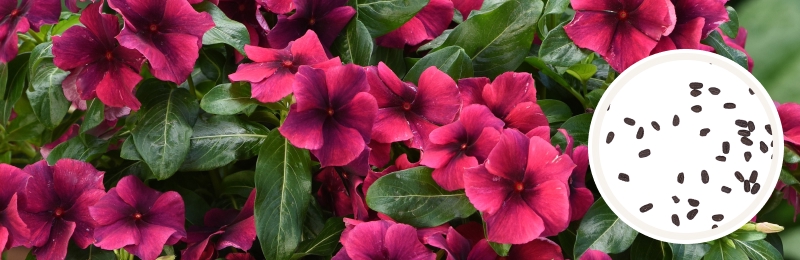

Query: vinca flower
[
  {"left": 652, "top": 0, "right": 728, "bottom": 53},
  {"left": 182, "top": 190, "right": 256, "bottom": 260},
  {"left": 376, "top": 0, "right": 454, "bottom": 49},
  {"left": 333, "top": 220, "right": 436, "bottom": 260},
  {"left": 0, "top": 164, "right": 30, "bottom": 256},
  {"left": 0, "top": 0, "right": 60, "bottom": 62},
  {"left": 458, "top": 72, "right": 548, "bottom": 134},
  {"left": 557, "top": 129, "right": 594, "bottom": 221},
  {"left": 267, "top": 0, "right": 355, "bottom": 48}
]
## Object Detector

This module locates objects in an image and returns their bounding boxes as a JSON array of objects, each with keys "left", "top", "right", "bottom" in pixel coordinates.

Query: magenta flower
[
  {"left": 368, "top": 63, "right": 461, "bottom": 149},
  {"left": 458, "top": 72, "right": 548, "bottom": 134},
  {"left": 316, "top": 167, "right": 369, "bottom": 220},
  {"left": 376, "top": 0, "right": 453, "bottom": 48},
  {"left": 333, "top": 220, "right": 436, "bottom": 260},
  {"left": 267, "top": 0, "right": 355, "bottom": 48},
  {"left": 564, "top": 0, "right": 676, "bottom": 71},
  {"left": 19, "top": 159, "right": 106, "bottom": 260},
  {"left": 65, "top": 0, "right": 94, "bottom": 13},
  {"left": 452, "top": 0, "right": 483, "bottom": 20},
  {"left": 183, "top": 190, "right": 256, "bottom": 260},
  {"left": 108, "top": 0, "right": 214, "bottom": 84},
  {"left": 778, "top": 102, "right": 800, "bottom": 149},
  {"left": 557, "top": 129, "right": 594, "bottom": 221},
  {"left": 430, "top": 227, "right": 565, "bottom": 260},
  {"left": 229, "top": 30, "right": 341, "bottom": 103},
  {"left": 420, "top": 104, "right": 504, "bottom": 191},
  {"left": 90, "top": 175, "right": 186, "bottom": 260},
  {"left": 464, "top": 129, "right": 575, "bottom": 244},
  {"left": 259, "top": 0, "right": 294, "bottom": 14},
  {"left": 427, "top": 227, "right": 471, "bottom": 260},
  {"left": 279, "top": 65, "right": 378, "bottom": 167},
  {"left": 0, "top": 0, "right": 60, "bottom": 62},
  {"left": 581, "top": 249, "right": 612, "bottom": 260},
  {"left": 226, "top": 253, "right": 256, "bottom": 260},
  {"left": 651, "top": 0, "right": 728, "bottom": 53},
  {"left": 363, "top": 154, "right": 419, "bottom": 196},
  {"left": 53, "top": 2, "right": 145, "bottom": 110},
  {"left": 0, "top": 164, "right": 30, "bottom": 256}
]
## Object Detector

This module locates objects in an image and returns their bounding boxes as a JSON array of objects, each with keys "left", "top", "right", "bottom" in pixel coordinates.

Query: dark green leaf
[
  {"left": 559, "top": 113, "right": 592, "bottom": 146},
  {"left": 558, "top": 224, "right": 578, "bottom": 259},
  {"left": 524, "top": 56, "right": 570, "bottom": 87},
  {"left": 417, "top": 29, "right": 452, "bottom": 52},
  {"left": 718, "top": 7, "right": 739, "bottom": 38},
  {"left": 540, "top": 25, "right": 588, "bottom": 68},
  {"left": 175, "top": 187, "right": 211, "bottom": 226},
  {"left": 729, "top": 230, "right": 766, "bottom": 242},
  {"left": 403, "top": 46, "right": 473, "bottom": 84},
  {"left": 301, "top": 198, "right": 326, "bottom": 240},
  {"left": 255, "top": 130, "right": 312, "bottom": 260},
  {"left": 784, "top": 146, "right": 800, "bottom": 164},
  {"left": 194, "top": 1, "right": 250, "bottom": 54},
  {"left": 46, "top": 134, "right": 109, "bottom": 164},
  {"left": 537, "top": 99, "right": 572, "bottom": 124},
  {"left": 566, "top": 64, "right": 597, "bottom": 82},
  {"left": 765, "top": 234, "right": 783, "bottom": 256},
  {"left": 669, "top": 243, "right": 709, "bottom": 260},
  {"left": 180, "top": 115, "right": 269, "bottom": 171},
  {"left": 80, "top": 99, "right": 105, "bottom": 133},
  {"left": 292, "top": 217, "right": 345, "bottom": 259},
  {"left": 701, "top": 31, "right": 749, "bottom": 69},
  {"left": 332, "top": 19, "right": 373, "bottom": 66},
  {"left": 574, "top": 198, "right": 638, "bottom": 258},
  {"left": 200, "top": 83, "right": 257, "bottom": 115},
  {"left": 704, "top": 240, "right": 748, "bottom": 260},
  {"left": 50, "top": 14, "right": 82, "bottom": 36},
  {"left": 357, "top": 0, "right": 428, "bottom": 37},
  {"left": 630, "top": 235, "right": 672, "bottom": 260},
  {"left": 779, "top": 169, "right": 799, "bottom": 186},
  {"left": 197, "top": 47, "right": 226, "bottom": 84},
  {"left": 370, "top": 46, "right": 407, "bottom": 78},
  {"left": 66, "top": 244, "right": 116, "bottom": 260},
  {"left": 489, "top": 241, "right": 511, "bottom": 257},
  {"left": 132, "top": 80, "right": 199, "bottom": 180},
  {"left": 586, "top": 89, "right": 605, "bottom": 109},
  {"left": 222, "top": 170, "right": 255, "bottom": 198},
  {"left": 6, "top": 97, "right": 45, "bottom": 141},
  {"left": 438, "top": 0, "right": 543, "bottom": 78},
  {"left": 366, "top": 166, "right": 476, "bottom": 227},
  {"left": 27, "top": 61, "right": 70, "bottom": 129},
  {"left": 731, "top": 239, "right": 783, "bottom": 260},
  {"left": 120, "top": 137, "right": 142, "bottom": 161}
]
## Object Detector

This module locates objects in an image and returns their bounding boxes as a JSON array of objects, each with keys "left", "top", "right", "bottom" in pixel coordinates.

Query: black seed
[
  {"left": 745, "top": 152, "right": 752, "bottom": 162},
  {"left": 624, "top": 118, "right": 636, "bottom": 126},
  {"left": 749, "top": 171, "right": 758, "bottom": 182},
  {"left": 606, "top": 132, "right": 615, "bottom": 144},
  {"left": 652, "top": 121, "right": 660, "bottom": 131},
  {"left": 741, "top": 137, "right": 753, "bottom": 146},
  {"left": 687, "top": 209, "right": 699, "bottom": 220},
  {"left": 701, "top": 170, "right": 709, "bottom": 184},
  {"left": 691, "top": 105, "right": 702, "bottom": 113},
  {"left": 721, "top": 186, "right": 732, "bottom": 193},
  {"left": 723, "top": 142, "right": 730, "bottom": 154},
  {"left": 771, "top": 141, "right": 774, "bottom": 147},
  {"left": 751, "top": 183, "right": 761, "bottom": 194},
  {"left": 749, "top": 88, "right": 755, "bottom": 95},
  {"left": 677, "top": 172, "right": 685, "bottom": 184},
  {"left": 710, "top": 87, "right": 721, "bottom": 95},
  {"left": 723, "top": 103, "right": 736, "bottom": 109},
  {"left": 688, "top": 199, "right": 700, "bottom": 207},
  {"left": 672, "top": 214, "right": 680, "bottom": 226},
  {"left": 766, "top": 124, "right": 772, "bottom": 135},
  {"left": 607, "top": 104, "right": 610, "bottom": 111},
  {"left": 735, "top": 120, "right": 748, "bottom": 127},
  {"left": 716, "top": 156, "right": 726, "bottom": 162},
  {"left": 672, "top": 196, "right": 680, "bottom": 203},
  {"left": 690, "top": 82, "right": 704, "bottom": 89},
  {"left": 636, "top": 127, "right": 644, "bottom": 139},
  {"left": 700, "top": 128, "right": 711, "bottom": 136},
  {"left": 640, "top": 203, "right": 654, "bottom": 213},
  {"left": 712, "top": 225, "right": 718, "bottom": 229},
  {"left": 691, "top": 90, "right": 702, "bottom": 97},
  {"left": 748, "top": 121, "right": 755, "bottom": 132},
  {"left": 618, "top": 173, "right": 630, "bottom": 182},
  {"left": 673, "top": 115, "right": 680, "bottom": 126},
  {"left": 639, "top": 149, "right": 651, "bottom": 158},
  {"left": 738, "top": 130, "right": 751, "bottom": 137},
  {"left": 734, "top": 171, "right": 745, "bottom": 182},
  {"left": 744, "top": 180, "right": 751, "bottom": 192},
  {"left": 760, "top": 141, "right": 768, "bottom": 153},
  {"left": 712, "top": 214, "right": 724, "bottom": 221}
]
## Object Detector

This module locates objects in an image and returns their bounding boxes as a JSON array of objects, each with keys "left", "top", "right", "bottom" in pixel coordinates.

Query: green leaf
[
  {"left": 194, "top": 1, "right": 250, "bottom": 54},
  {"left": 438, "top": 0, "right": 543, "bottom": 78},
  {"left": 292, "top": 217, "right": 346, "bottom": 259},
  {"left": 80, "top": 99, "right": 105, "bottom": 133},
  {"left": 332, "top": 19, "right": 373, "bottom": 66},
  {"left": 764, "top": 234, "right": 783, "bottom": 256},
  {"left": 175, "top": 187, "right": 211, "bottom": 226},
  {"left": 120, "top": 137, "right": 142, "bottom": 161},
  {"left": 357, "top": 0, "right": 428, "bottom": 37},
  {"left": 704, "top": 240, "right": 748, "bottom": 260},
  {"left": 566, "top": 64, "right": 597, "bottom": 83},
  {"left": 729, "top": 230, "right": 766, "bottom": 242},
  {"left": 731, "top": 239, "right": 783, "bottom": 260},
  {"left": 540, "top": 25, "right": 589, "bottom": 68},
  {"left": 537, "top": 99, "right": 572, "bottom": 124},
  {"left": 630, "top": 235, "right": 672, "bottom": 260},
  {"left": 131, "top": 80, "right": 199, "bottom": 180},
  {"left": 718, "top": 7, "right": 739, "bottom": 38},
  {"left": 26, "top": 43, "right": 69, "bottom": 129},
  {"left": 366, "top": 166, "right": 476, "bottom": 227},
  {"left": 784, "top": 146, "right": 800, "bottom": 164},
  {"left": 46, "top": 134, "right": 109, "bottom": 165},
  {"left": 586, "top": 89, "right": 605, "bottom": 109},
  {"left": 559, "top": 113, "right": 592, "bottom": 146},
  {"left": 536, "top": 0, "right": 570, "bottom": 35},
  {"left": 65, "top": 244, "right": 116, "bottom": 260},
  {"left": 403, "top": 46, "right": 473, "bottom": 84},
  {"left": 222, "top": 170, "right": 255, "bottom": 198},
  {"left": 370, "top": 46, "right": 407, "bottom": 78},
  {"left": 50, "top": 13, "right": 82, "bottom": 36},
  {"left": 701, "top": 31, "right": 748, "bottom": 69},
  {"left": 574, "top": 198, "right": 638, "bottom": 258},
  {"left": 6, "top": 98, "right": 45, "bottom": 141},
  {"left": 417, "top": 29, "right": 453, "bottom": 52},
  {"left": 669, "top": 243, "right": 709, "bottom": 260},
  {"left": 197, "top": 47, "right": 226, "bottom": 84},
  {"left": 200, "top": 83, "right": 257, "bottom": 115},
  {"left": 524, "top": 56, "right": 570, "bottom": 87},
  {"left": 180, "top": 115, "right": 269, "bottom": 171},
  {"left": 255, "top": 130, "right": 313, "bottom": 260},
  {"left": 489, "top": 241, "right": 511, "bottom": 257}
]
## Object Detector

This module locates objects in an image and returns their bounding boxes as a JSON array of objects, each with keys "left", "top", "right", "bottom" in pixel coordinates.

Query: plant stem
[
  {"left": 558, "top": 83, "right": 589, "bottom": 109},
  {"left": 187, "top": 76, "right": 198, "bottom": 99},
  {"left": 26, "top": 29, "right": 44, "bottom": 43}
]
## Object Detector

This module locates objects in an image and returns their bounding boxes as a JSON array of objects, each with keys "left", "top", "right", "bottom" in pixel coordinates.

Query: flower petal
[
  {"left": 507, "top": 237, "right": 564, "bottom": 260},
  {"left": 31, "top": 220, "right": 75, "bottom": 260},
  {"left": 90, "top": 189, "right": 137, "bottom": 226},
  {"left": 413, "top": 67, "right": 461, "bottom": 125},
  {"left": 525, "top": 137, "right": 575, "bottom": 186},
  {"left": 605, "top": 19, "right": 661, "bottom": 72},
  {"left": 66, "top": 189, "right": 106, "bottom": 248},
  {"left": 674, "top": 0, "right": 728, "bottom": 37},
  {"left": 94, "top": 218, "right": 140, "bottom": 250},
  {"left": 457, "top": 77, "right": 489, "bottom": 106},
  {"left": 0, "top": 19, "right": 29, "bottom": 63},
  {"left": 467, "top": 127, "right": 502, "bottom": 163},
  {"left": 627, "top": 0, "right": 672, "bottom": 40},
  {"left": 485, "top": 129, "right": 529, "bottom": 182},
  {"left": 372, "top": 107, "right": 413, "bottom": 143},
  {"left": 570, "top": 0, "right": 621, "bottom": 11},
  {"left": 125, "top": 222, "right": 178, "bottom": 260},
  {"left": 251, "top": 68, "right": 296, "bottom": 103},
  {"left": 313, "top": 6, "right": 356, "bottom": 46},
  {"left": 326, "top": 64, "right": 370, "bottom": 109},
  {"left": 1, "top": 194, "right": 30, "bottom": 248},
  {"left": 406, "top": 112, "right": 441, "bottom": 149},
  {"left": 52, "top": 26, "right": 105, "bottom": 70},
  {"left": 0, "top": 164, "right": 29, "bottom": 206},
  {"left": 564, "top": 11, "right": 617, "bottom": 57},
  {"left": 279, "top": 105, "right": 327, "bottom": 150},
  {"left": 482, "top": 72, "right": 536, "bottom": 118},
  {"left": 464, "top": 166, "right": 514, "bottom": 214},
  {"left": 570, "top": 187, "right": 595, "bottom": 221},
  {"left": 292, "top": 66, "right": 330, "bottom": 111},
  {"left": 432, "top": 153, "right": 479, "bottom": 191},
  {"left": 467, "top": 240, "right": 498, "bottom": 260},
  {"left": 343, "top": 220, "right": 392, "bottom": 259},
  {"left": 145, "top": 191, "right": 186, "bottom": 238},
  {"left": 385, "top": 224, "right": 437, "bottom": 260},
  {"left": 21, "top": 161, "right": 58, "bottom": 213},
  {"left": 376, "top": 17, "right": 427, "bottom": 48},
  {"left": 459, "top": 105, "right": 504, "bottom": 142},
  {"left": 115, "top": 176, "right": 161, "bottom": 214},
  {"left": 484, "top": 195, "right": 543, "bottom": 244},
  {"left": 217, "top": 216, "right": 256, "bottom": 251},
  {"left": 265, "top": 0, "right": 294, "bottom": 14},
  {"left": 95, "top": 63, "right": 143, "bottom": 110},
  {"left": 581, "top": 249, "right": 613, "bottom": 260},
  {"left": 312, "top": 120, "right": 366, "bottom": 167},
  {"left": 503, "top": 102, "right": 548, "bottom": 133},
  {"left": 228, "top": 61, "right": 281, "bottom": 83},
  {"left": 291, "top": 30, "right": 330, "bottom": 66},
  {"left": 334, "top": 92, "right": 378, "bottom": 144},
  {"left": 522, "top": 180, "right": 570, "bottom": 237}
]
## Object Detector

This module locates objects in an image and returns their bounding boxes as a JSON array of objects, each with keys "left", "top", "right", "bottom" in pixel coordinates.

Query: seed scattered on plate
[
  {"left": 639, "top": 149, "right": 651, "bottom": 158},
  {"left": 688, "top": 199, "right": 700, "bottom": 207},
  {"left": 624, "top": 118, "right": 636, "bottom": 126},
  {"left": 734, "top": 171, "right": 745, "bottom": 182},
  {"left": 690, "top": 82, "right": 704, "bottom": 89},
  {"left": 741, "top": 137, "right": 753, "bottom": 146},
  {"left": 701, "top": 170, "right": 710, "bottom": 184},
  {"left": 672, "top": 214, "right": 680, "bottom": 226},
  {"left": 652, "top": 121, "right": 660, "bottom": 131},
  {"left": 722, "top": 142, "right": 730, "bottom": 154},
  {"left": 700, "top": 128, "right": 711, "bottom": 136},
  {"left": 673, "top": 115, "right": 680, "bottom": 126},
  {"left": 723, "top": 103, "right": 736, "bottom": 109},
  {"left": 749, "top": 171, "right": 758, "bottom": 182},
  {"left": 709, "top": 87, "right": 721, "bottom": 95},
  {"left": 721, "top": 186, "right": 731, "bottom": 193},
  {"left": 712, "top": 225, "right": 718, "bottom": 229},
  {"left": 712, "top": 214, "right": 724, "bottom": 221},
  {"left": 738, "top": 130, "right": 750, "bottom": 137},
  {"left": 744, "top": 181, "right": 751, "bottom": 192},
  {"left": 744, "top": 152, "right": 752, "bottom": 162},
  {"left": 637, "top": 127, "right": 644, "bottom": 139},
  {"left": 716, "top": 156, "right": 726, "bottom": 162},
  {"left": 748, "top": 121, "right": 755, "bottom": 132},
  {"left": 640, "top": 203, "right": 654, "bottom": 213},
  {"left": 766, "top": 124, "right": 772, "bottom": 135},
  {"left": 691, "top": 90, "right": 702, "bottom": 97},
  {"left": 749, "top": 88, "right": 754, "bottom": 95},
  {"left": 607, "top": 104, "right": 610, "bottom": 111},
  {"left": 606, "top": 132, "right": 615, "bottom": 144},
  {"left": 677, "top": 172, "right": 685, "bottom": 184},
  {"left": 760, "top": 141, "right": 768, "bottom": 153},
  {"left": 687, "top": 209, "right": 699, "bottom": 220},
  {"left": 751, "top": 183, "right": 761, "bottom": 194},
  {"left": 691, "top": 105, "right": 702, "bottom": 113},
  {"left": 618, "top": 173, "right": 630, "bottom": 182},
  {"left": 735, "top": 120, "right": 748, "bottom": 128},
  {"left": 672, "top": 196, "right": 680, "bottom": 203}
]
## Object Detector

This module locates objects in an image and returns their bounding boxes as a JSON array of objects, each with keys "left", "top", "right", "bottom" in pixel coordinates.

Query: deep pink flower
[
  {"left": 375, "top": 0, "right": 454, "bottom": 49},
  {"left": 427, "top": 227, "right": 472, "bottom": 260},
  {"left": 464, "top": 129, "right": 575, "bottom": 244},
  {"left": 581, "top": 249, "right": 612, "bottom": 260},
  {"left": 333, "top": 220, "right": 436, "bottom": 260},
  {"left": 267, "top": 0, "right": 355, "bottom": 48},
  {"left": 430, "top": 227, "right": 565, "bottom": 260},
  {"left": 316, "top": 167, "right": 369, "bottom": 220},
  {"left": 0, "top": 164, "right": 30, "bottom": 255},
  {"left": 40, "top": 124, "right": 79, "bottom": 159},
  {"left": 108, "top": 0, "right": 214, "bottom": 84},
  {"left": 90, "top": 175, "right": 186, "bottom": 260},
  {"left": 420, "top": 104, "right": 504, "bottom": 191},
  {"left": 229, "top": 30, "right": 341, "bottom": 103},
  {"left": 53, "top": 3, "right": 144, "bottom": 110},
  {"left": 217, "top": 0, "right": 270, "bottom": 50},
  {"left": 0, "top": 0, "right": 60, "bottom": 62},
  {"left": 557, "top": 129, "right": 594, "bottom": 221},
  {"left": 777, "top": 180, "right": 800, "bottom": 221},
  {"left": 259, "top": 0, "right": 294, "bottom": 14},
  {"left": 226, "top": 253, "right": 256, "bottom": 260},
  {"left": 368, "top": 63, "right": 461, "bottom": 149},
  {"left": 182, "top": 190, "right": 256, "bottom": 260},
  {"left": 65, "top": 0, "right": 94, "bottom": 13},
  {"left": 651, "top": 0, "right": 727, "bottom": 53},
  {"left": 20, "top": 159, "right": 105, "bottom": 260},
  {"left": 779, "top": 102, "right": 800, "bottom": 149},
  {"left": 368, "top": 141, "right": 392, "bottom": 167},
  {"left": 363, "top": 154, "right": 420, "bottom": 195},
  {"left": 564, "top": 0, "right": 676, "bottom": 71},
  {"left": 458, "top": 72, "right": 548, "bottom": 134},
  {"left": 279, "top": 65, "right": 378, "bottom": 167},
  {"left": 452, "top": 0, "right": 483, "bottom": 20}
]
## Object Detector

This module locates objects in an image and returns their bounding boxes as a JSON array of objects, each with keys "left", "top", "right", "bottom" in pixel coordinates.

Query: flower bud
[{"left": 756, "top": 222, "right": 784, "bottom": 233}]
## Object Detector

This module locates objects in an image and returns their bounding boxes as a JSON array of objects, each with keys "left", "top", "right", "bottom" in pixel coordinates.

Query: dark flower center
[
  {"left": 282, "top": 60, "right": 293, "bottom": 68},
  {"left": 514, "top": 182, "right": 524, "bottom": 192},
  {"left": 239, "top": 4, "right": 246, "bottom": 11},
  {"left": 105, "top": 51, "right": 113, "bottom": 61},
  {"left": 53, "top": 208, "right": 65, "bottom": 218},
  {"left": 402, "top": 102, "right": 411, "bottom": 111},
  {"left": 9, "top": 9, "right": 19, "bottom": 17},
  {"left": 133, "top": 212, "right": 143, "bottom": 221},
  {"left": 617, "top": 10, "right": 628, "bottom": 20},
  {"left": 149, "top": 23, "right": 158, "bottom": 32},
  {"left": 460, "top": 143, "right": 468, "bottom": 150},
  {"left": 327, "top": 108, "right": 334, "bottom": 116},
  {"left": 308, "top": 18, "right": 316, "bottom": 26}
]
